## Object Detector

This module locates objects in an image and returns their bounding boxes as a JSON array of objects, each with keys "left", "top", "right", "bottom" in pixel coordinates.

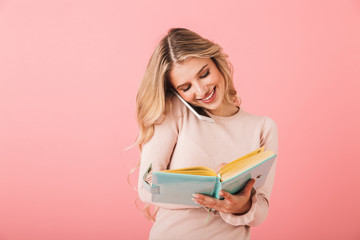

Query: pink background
[{"left": 1, "top": 0, "right": 359, "bottom": 239}]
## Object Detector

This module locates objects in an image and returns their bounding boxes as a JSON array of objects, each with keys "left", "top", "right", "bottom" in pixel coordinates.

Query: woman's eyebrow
[
  {"left": 176, "top": 64, "right": 208, "bottom": 89},
  {"left": 196, "top": 64, "right": 208, "bottom": 76}
]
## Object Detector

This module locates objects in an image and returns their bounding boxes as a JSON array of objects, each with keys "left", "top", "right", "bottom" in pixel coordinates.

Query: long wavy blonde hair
[{"left": 135, "top": 27, "right": 241, "bottom": 221}]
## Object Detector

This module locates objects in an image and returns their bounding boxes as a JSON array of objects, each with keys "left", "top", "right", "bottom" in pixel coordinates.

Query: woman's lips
[{"left": 201, "top": 87, "right": 216, "bottom": 103}]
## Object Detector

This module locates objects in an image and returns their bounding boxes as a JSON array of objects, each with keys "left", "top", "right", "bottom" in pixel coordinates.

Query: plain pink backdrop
[{"left": 1, "top": 0, "right": 359, "bottom": 239}]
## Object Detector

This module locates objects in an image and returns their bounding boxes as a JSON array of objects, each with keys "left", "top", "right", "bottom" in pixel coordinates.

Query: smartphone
[{"left": 171, "top": 89, "right": 215, "bottom": 123}]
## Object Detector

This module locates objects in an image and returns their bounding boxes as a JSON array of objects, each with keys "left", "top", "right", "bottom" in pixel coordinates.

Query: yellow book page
[
  {"left": 220, "top": 150, "right": 275, "bottom": 181},
  {"left": 161, "top": 166, "right": 217, "bottom": 177},
  {"left": 218, "top": 147, "right": 265, "bottom": 175}
]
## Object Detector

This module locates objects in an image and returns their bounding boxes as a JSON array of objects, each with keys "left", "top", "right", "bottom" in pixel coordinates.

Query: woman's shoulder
[
  {"left": 165, "top": 93, "right": 188, "bottom": 117},
  {"left": 240, "top": 109, "right": 277, "bottom": 130},
  {"left": 240, "top": 109, "right": 278, "bottom": 152},
  {"left": 154, "top": 93, "right": 187, "bottom": 128}
]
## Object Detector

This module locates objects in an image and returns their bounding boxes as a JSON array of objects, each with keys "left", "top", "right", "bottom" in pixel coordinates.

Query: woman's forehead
[{"left": 170, "top": 57, "right": 212, "bottom": 83}]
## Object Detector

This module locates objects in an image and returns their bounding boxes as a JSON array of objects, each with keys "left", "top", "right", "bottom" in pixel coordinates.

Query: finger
[
  {"left": 192, "top": 193, "right": 207, "bottom": 200},
  {"left": 219, "top": 191, "right": 234, "bottom": 202},
  {"left": 194, "top": 194, "right": 217, "bottom": 204},
  {"left": 193, "top": 194, "right": 220, "bottom": 209},
  {"left": 242, "top": 179, "right": 255, "bottom": 195}
]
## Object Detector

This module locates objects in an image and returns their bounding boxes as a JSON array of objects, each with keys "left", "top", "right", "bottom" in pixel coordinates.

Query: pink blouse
[{"left": 138, "top": 95, "right": 278, "bottom": 240}]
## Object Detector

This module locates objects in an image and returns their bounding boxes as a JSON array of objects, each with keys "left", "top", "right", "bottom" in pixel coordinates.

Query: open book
[{"left": 142, "top": 147, "right": 277, "bottom": 206}]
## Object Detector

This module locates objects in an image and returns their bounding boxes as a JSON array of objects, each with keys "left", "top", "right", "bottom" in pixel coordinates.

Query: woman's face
[{"left": 169, "top": 57, "right": 229, "bottom": 116}]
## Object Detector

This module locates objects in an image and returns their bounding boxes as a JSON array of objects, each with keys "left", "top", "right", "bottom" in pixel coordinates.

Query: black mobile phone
[{"left": 171, "top": 89, "right": 215, "bottom": 123}]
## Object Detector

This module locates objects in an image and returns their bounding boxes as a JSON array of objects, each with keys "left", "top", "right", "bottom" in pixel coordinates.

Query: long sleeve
[
  {"left": 137, "top": 99, "right": 195, "bottom": 210},
  {"left": 219, "top": 116, "right": 278, "bottom": 226}
]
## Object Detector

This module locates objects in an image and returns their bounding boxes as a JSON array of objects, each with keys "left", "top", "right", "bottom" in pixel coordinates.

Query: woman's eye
[
  {"left": 200, "top": 70, "right": 210, "bottom": 79},
  {"left": 182, "top": 85, "right": 191, "bottom": 92}
]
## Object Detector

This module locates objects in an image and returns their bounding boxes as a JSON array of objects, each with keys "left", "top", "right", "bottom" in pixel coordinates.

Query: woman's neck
[{"left": 207, "top": 104, "right": 239, "bottom": 117}]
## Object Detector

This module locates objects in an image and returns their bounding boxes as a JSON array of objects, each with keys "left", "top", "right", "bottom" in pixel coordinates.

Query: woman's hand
[{"left": 192, "top": 178, "right": 256, "bottom": 215}]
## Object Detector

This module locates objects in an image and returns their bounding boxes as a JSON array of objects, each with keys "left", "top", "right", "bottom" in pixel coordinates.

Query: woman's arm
[
  {"left": 192, "top": 116, "right": 278, "bottom": 226},
  {"left": 218, "top": 116, "right": 278, "bottom": 226},
  {"left": 137, "top": 101, "right": 197, "bottom": 210}
]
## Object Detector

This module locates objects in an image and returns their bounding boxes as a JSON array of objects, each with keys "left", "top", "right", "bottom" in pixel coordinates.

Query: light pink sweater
[{"left": 138, "top": 95, "right": 278, "bottom": 240}]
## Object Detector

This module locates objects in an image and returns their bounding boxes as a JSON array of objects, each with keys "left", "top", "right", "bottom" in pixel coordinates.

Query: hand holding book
[
  {"left": 143, "top": 147, "right": 277, "bottom": 207},
  {"left": 190, "top": 161, "right": 255, "bottom": 214},
  {"left": 192, "top": 178, "right": 255, "bottom": 214}
]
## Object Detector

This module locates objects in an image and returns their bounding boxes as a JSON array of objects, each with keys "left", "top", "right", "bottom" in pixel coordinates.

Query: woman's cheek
[{"left": 183, "top": 94, "right": 193, "bottom": 103}]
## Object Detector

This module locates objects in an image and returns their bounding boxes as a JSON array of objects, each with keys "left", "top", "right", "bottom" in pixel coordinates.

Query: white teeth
[{"left": 203, "top": 88, "right": 215, "bottom": 101}]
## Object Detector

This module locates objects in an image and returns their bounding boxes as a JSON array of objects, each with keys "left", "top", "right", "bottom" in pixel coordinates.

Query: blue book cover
[{"left": 143, "top": 147, "right": 277, "bottom": 207}]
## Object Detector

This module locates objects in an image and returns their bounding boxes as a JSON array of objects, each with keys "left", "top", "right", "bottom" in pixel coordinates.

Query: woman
[{"left": 135, "top": 28, "right": 278, "bottom": 240}]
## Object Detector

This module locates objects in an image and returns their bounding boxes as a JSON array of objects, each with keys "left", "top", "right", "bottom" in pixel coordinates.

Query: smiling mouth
[{"left": 201, "top": 87, "right": 216, "bottom": 103}]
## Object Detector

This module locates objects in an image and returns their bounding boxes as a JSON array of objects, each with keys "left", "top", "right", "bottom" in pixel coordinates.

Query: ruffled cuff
[{"left": 219, "top": 190, "right": 260, "bottom": 226}]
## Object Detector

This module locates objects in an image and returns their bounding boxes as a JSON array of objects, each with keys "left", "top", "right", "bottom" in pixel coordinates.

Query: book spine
[{"left": 212, "top": 176, "right": 223, "bottom": 199}]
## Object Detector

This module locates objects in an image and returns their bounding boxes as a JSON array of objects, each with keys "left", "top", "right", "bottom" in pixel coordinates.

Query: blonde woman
[{"left": 136, "top": 28, "right": 278, "bottom": 240}]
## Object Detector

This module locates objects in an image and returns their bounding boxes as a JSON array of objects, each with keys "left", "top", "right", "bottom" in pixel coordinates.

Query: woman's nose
[{"left": 193, "top": 81, "right": 207, "bottom": 98}]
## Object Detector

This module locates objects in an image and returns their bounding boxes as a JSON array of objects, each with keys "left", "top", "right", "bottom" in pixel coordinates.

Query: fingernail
[{"left": 192, "top": 194, "right": 198, "bottom": 198}]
